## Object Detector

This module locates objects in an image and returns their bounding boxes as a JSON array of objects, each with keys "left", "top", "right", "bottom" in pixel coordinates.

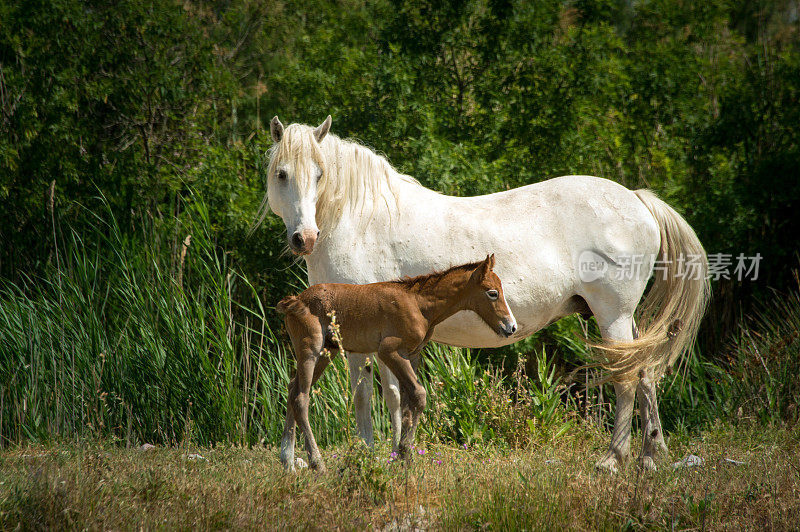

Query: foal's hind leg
[
  {"left": 290, "top": 353, "right": 330, "bottom": 472},
  {"left": 281, "top": 356, "right": 332, "bottom": 472},
  {"left": 284, "top": 316, "right": 328, "bottom": 472},
  {"left": 280, "top": 377, "right": 298, "bottom": 471}
]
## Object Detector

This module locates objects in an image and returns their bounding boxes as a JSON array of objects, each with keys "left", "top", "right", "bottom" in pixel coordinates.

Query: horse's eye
[
  {"left": 486, "top": 290, "right": 499, "bottom": 300},
  {"left": 277, "top": 169, "right": 288, "bottom": 180}
]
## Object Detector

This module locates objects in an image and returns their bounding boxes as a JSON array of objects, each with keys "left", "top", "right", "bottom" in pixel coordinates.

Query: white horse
[{"left": 260, "top": 115, "right": 710, "bottom": 472}]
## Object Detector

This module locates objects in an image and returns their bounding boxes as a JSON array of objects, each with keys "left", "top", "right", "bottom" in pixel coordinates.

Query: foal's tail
[
  {"left": 600, "top": 190, "right": 711, "bottom": 381},
  {"left": 276, "top": 295, "right": 308, "bottom": 317}
]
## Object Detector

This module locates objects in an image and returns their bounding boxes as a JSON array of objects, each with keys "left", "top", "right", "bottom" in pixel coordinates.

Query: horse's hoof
[
  {"left": 294, "top": 457, "right": 308, "bottom": 469},
  {"left": 595, "top": 453, "right": 620, "bottom": 474},
  {"left": 639, "top": 455, "right": 657, "bottom": 472},
  {"left": 309, "top": 458, "right": 327, "bottom": 473},
  {"left": 655, "top": 440, "right": 669, "bottom": 456}
]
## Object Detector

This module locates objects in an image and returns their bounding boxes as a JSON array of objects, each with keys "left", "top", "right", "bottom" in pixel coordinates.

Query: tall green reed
[{"left": 0, "top": 196, "right": 355, "bottom": 447}]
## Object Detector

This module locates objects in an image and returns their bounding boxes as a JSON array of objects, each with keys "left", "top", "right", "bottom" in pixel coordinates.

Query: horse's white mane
[{"left": 260, "top": 123, "right": 422, "bottom": 231}]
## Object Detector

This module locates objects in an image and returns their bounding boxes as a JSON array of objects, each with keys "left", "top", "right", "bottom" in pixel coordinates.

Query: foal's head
[{"left": 465, "top": 254, "right": 518, "bottom": 338}]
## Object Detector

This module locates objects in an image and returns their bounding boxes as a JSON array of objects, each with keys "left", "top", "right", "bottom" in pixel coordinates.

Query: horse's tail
[
  {"left": 600, "top": 189, "right": 711, "bottom": 381},
  {"left": 276, "top": 295, "right": 308, "bottom": 317}
]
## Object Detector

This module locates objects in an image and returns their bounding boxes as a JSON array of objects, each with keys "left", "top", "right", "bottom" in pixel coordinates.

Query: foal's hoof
[{"left": 294, "top": 457, "right": 308, "bottom": 469}]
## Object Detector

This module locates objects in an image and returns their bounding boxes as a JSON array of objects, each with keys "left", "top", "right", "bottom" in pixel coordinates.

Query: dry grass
[{"left": 1, "top": 422, "right": 798, "bottom": 530}]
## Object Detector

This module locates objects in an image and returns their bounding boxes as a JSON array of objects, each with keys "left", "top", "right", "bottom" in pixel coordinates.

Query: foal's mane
[
  {"left": 257, "top": 123, "right": 425, "bottom": 232},
  {"left": 392, "top": 261, "right": 482, "bottom": 291}
]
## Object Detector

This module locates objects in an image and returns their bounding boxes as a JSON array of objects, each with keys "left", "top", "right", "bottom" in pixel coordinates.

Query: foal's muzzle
[
  {"left": 289, "top": 229, "right": 320, "bottom": 255},
  {"left": 499, "top": 319, "right": 518, "bottom": 338}
]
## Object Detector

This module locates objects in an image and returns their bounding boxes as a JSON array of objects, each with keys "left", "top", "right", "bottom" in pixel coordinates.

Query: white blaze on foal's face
[{"left": 266, "top": 116, "right": 331, "bottom": 255}]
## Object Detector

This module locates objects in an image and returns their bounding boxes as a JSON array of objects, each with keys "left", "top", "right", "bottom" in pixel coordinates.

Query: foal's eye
[
  {"left": 486, "top": 290, "right": 499, "bottom": 300},
  {"left": 277, "top": 169, "right": 288, "bottom": 181}
]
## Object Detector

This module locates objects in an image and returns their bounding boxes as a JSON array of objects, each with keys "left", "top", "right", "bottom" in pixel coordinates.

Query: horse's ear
[
  {"left": 270, "top": 116, "right": 284, "bottom": 143},
  {"left": 487, "top": 253, "right": 496, "bottom": 270},
  {"left": 314, "top": 115, "right": 332, "bottom": 143}
]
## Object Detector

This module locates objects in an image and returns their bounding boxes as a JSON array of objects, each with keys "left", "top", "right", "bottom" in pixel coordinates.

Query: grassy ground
[{"left": 2, "top": 422, "right": 798, "bottom": 530}]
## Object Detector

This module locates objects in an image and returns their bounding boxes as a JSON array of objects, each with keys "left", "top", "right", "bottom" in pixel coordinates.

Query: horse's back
[{"left": 307, "top": 174, "right": 662, "bottom": 347}]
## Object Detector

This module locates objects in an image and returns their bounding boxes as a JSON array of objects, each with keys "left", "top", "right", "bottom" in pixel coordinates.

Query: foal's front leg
[{"left": 377, "top": 341, "right": 426, "bottom": 459}]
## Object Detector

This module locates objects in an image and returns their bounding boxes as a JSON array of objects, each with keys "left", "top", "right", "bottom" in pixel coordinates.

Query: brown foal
[{"left": 276, "top": 254, "right": 516, "bottom": 472}]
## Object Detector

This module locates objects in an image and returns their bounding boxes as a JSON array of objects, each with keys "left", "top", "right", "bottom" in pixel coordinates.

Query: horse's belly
[{"left": 430, "top": 309, "right": 556, "bottom": 348}]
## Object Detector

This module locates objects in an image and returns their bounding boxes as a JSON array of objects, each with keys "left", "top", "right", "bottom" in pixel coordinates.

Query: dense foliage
[{"left": 1, "top": 0, "right": 798, "bottom": 445}]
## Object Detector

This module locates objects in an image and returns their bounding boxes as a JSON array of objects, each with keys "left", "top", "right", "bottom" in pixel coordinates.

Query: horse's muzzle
[{"left": 289, "top": 229, "right": 320, "bottom": 255}]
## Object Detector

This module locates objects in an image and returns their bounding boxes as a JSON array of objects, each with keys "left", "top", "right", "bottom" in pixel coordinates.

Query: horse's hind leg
[
  {"left": 637, "top": 369, "right": 669, "bottom": 469},
  {"left": 593, "top": 314, "right": 638, "bottom": 474}
]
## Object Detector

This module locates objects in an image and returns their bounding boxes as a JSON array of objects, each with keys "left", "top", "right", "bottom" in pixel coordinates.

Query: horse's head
[
  {"left": 467, "top": 254, "right": 518, "bottom": 338},
  {"left": 266, "top": 115, "right": 332, "bottom": 255}
]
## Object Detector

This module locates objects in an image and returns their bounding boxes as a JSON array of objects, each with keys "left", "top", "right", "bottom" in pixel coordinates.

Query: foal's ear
[
  {"left": 481, "top": 253, "right": 496, "bottom": 273},
  {"left": 476, "top": 253, "right": 495, "bottom": 279},
  {"left": 314, "top": 115, "right": 332, "bottom": 143},
  {"left": 270, "top": 116, "right": 284, "bottom": 143}
]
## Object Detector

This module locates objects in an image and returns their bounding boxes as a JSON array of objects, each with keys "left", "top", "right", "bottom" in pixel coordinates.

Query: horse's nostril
[
  {"left": 291, "top": 232, "right": 304, "bottom": 250},
  {"left": 316, "top": 231, "right": 320, "bottom": 238},
  {"left": 511, "top": 324, "right": 517, "bottom": 333}
]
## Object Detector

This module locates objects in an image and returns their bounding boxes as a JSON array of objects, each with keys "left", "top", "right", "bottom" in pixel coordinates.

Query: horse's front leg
[
  {"left": 376, "top": 357, "right": 403, "bottom": 450},
  {"left": 348, "top": 352, "right": 375, "bottom": 447}
]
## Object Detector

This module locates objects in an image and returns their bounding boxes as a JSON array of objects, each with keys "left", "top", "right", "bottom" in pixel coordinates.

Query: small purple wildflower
[
  {"left": 390, "top": 451, "right": 398, "bottom": 458},
  {"left": 436, "top": 460, "right": 442, "bottom": 465},
  {"left": 418, "top": 449, "right": 426, "bottom": 455},
  {"left": 462, "top": 443, "right": 468, "bottom": 450}
]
